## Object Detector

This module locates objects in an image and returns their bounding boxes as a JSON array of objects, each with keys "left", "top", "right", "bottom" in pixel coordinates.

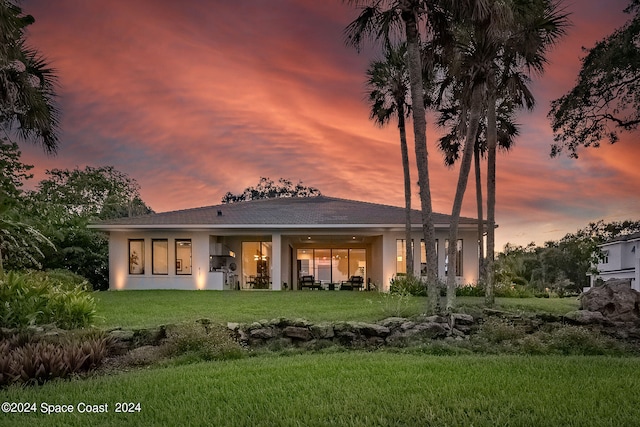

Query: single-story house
[
  {"left": 589, "top": 231, "right": 640, "bottom": 291},
  {"left": 89, "top": 196, "right": 482, "bottom": 291}
]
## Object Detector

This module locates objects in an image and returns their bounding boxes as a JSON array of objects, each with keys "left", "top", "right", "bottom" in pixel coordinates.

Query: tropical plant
[
  {"left": 365, "top": 42, "right": 415, "bottom": 276},
  {"left": 0, "top": 0, "right": 60, "bottom": 153},
  {"left": 549, "top": 0, "right": 640, "bottom": 158},
  {"left": 344, "top": 0, "right": 440, "bottom": 312}
]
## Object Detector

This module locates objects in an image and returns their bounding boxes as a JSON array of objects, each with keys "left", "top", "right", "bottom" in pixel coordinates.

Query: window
[
  {"left": 129, "top": 239, "right": 145, "bottom": 275},
  {"left": 602, "top": 250, "right": 609, "bottom": 264},
  {"left": 296, "top": 248, "right": 366, "bottom": 284},
  {"left": 420, "top": 239, "right": 438, "bottom": 276},
  {"left": 242, "top": 241, "right": 272, "bottom": 288},
  {"left": 175, "top": 239, "right": 192, "bottom": 275},
  {"left": 396, "top": 239, "right": 414, "bottom": 274},
  {"left": 152, "top": 239, "right": 168, "bottom": 275},
  {"left": 445, "top": 239, "right": 463, "bottom": 277}
]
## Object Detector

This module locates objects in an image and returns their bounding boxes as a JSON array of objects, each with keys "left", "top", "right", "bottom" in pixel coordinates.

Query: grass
[
  {"left": 93, "top": 290, "right": 579, "bottom": 329},
  {"left": 1, "top": 353, "right": 638, "bottom": 426}
]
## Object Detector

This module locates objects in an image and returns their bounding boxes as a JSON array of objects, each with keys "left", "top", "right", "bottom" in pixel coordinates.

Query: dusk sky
[{"left": 19, "top": 0, "right": 639, "bottom": 250}]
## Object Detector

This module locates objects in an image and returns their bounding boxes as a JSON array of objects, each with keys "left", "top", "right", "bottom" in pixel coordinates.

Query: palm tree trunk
[
  {"left": 402, "top": 8, "right": 438, "bottom": 312},
  {"left": 485, "top": 78, "right": 497, "bottom": 306},
  {"left": 446, "top": 83, "right": 483, "bottom": 311},
  {"left": 474, "top": 139, "right": 485, "bottom": 284},
  {"left": 397, "top": 106, "right": 414, "bottom": 277}
]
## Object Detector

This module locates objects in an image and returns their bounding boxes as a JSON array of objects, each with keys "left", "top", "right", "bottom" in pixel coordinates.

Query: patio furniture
[
  {"left": 300, "top": 275, "right": 321, "bottom": 290},
  {"left": 341, "top": 276, "right": 364, "bottom": 291}
]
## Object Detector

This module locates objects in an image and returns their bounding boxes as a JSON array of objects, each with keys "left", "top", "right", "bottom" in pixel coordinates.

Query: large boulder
[{"left": 580, "top": 281, "right": 640, "bottom": 322}]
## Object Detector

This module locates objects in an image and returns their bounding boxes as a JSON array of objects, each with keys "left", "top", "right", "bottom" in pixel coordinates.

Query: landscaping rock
[
  {"left": 451, "top": 313, "right": 474, "bottom": 326},
  {"left": 227, "top": 322, "right": 240, "bottom": 331},
  {"left": 310, "top": 323, "right": 335, "bottom": 339},
  {"left": 250, "top": 328, "right": 276, "bottom": 339},
  {"left": 379, "top": 317, "right": 408, "bottom": 328},
  {"left": 283, "top": 326, "right": 312, "bottom": 341},
  {"left": 564, "top": 310, "right": 607, "bottom": 325},
  {"left": 400, "top": 321, "right": 417, "bottom": 331},
  {"left": 580, "top": 281, "right": 640, "bottom": 322},
  {"left": 348, "top": 322, "right": 390, "bottom": 337}
]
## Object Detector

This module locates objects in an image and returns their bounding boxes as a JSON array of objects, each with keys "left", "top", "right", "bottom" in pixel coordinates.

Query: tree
[
  {"left": 24, "top": 166, "right": 153, "bottom": 289},
  {"left": 221, "top": 177, "right": 321, "bottom": 203},
  {"left": 484, "top": 0, "right": 568, "bottom": 305},
  {"left": 344, "top": 0, "right": 440, "bottom": 312},
  {"left": 0, "top": 0, "right": 60, "bottom": 153},
  {"left": 0, "top": 139, "right": 53, "bottom": 273},
  {"left": 430, "top": 0, "right": 566, "bottom": 309},
  {"left": 365, "top": 43, "right": 414, "bottom": 276},
  {"left": 549, "top": 1, "right": 640, "bottom": 158},
  {"left": 437, "top": 98, "right": 520, "bottom": 285}
]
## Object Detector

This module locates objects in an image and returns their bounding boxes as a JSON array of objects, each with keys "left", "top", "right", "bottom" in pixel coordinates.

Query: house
[
  {"left": 89, "top": 196, "right": 482, "bottom": 291},
  {"left": 590, "top": 232, "right": 640, "bottom": 291}
]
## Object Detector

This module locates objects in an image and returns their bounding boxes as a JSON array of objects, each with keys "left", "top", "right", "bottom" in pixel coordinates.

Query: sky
[{"left": 17, "top": 0, "right": 640, "bottom": 250}]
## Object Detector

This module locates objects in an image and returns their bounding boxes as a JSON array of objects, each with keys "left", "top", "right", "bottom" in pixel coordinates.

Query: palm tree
[
  {"left": 484, "top": 0, "right": 569, "bottom": 305},
  {"left": 344, "top": 0, "right": 440, "bottom": 311},
  {"left": 0, "top": 0, "right": 60, "bottom": 153},
  {"left": 437, "top": 95, "right": 520, "bottom": 307},
  {"left": 366, "top": 43, "right": 415, "bottom": 276},
  {"left": 432, "top": 0, "right": 568, "bottom": 310}
]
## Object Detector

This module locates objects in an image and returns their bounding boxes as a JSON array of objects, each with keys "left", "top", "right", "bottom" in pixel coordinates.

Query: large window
[
  {"left": 297, "top": 248, "right": 366, "bottom": 285},
  {"left": 420, "top": 239, "right": 438, "bottom": 276},
  {"left": 129, "top": 239, "right": 144, "bottom": 275},
  {"left": 242, "top": 241, "right": 272, "bottom": 288},
  {"left": 445, "top": 239, "right": 463, "bottom": 277},
  {"left": 152, "top": 239, "right": 168, "bottom": 275},
  {"left": 396, "top": 239, "right": 414, "bottom": 274},
  {"left": 175, "top": 239, "right": 192, "bottom": 275}
]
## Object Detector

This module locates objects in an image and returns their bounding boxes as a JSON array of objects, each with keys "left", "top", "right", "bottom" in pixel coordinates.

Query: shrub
[
  {"left": 456, "top": 283, "right": 485, "bottom": 297},
  {"left": 389, "top": 275, "right": 427, "bottom": 297},
  {"left": 493, "top": 283, "right": 534, "bottom": 298},
  {"left": 0, "top": 330, "right": 112, "bottom": 387},
  {"left": 375, "top": 288, "right": 415, "bottom": 318},
  {"left": 478, "top": 318, "right": 526, "bottom": 343},
  {"left": 547, "top": 326, "right": 625, "bottom": 355},
  {"left": 0, "top": 270, "right": 96, "bottom": 329},
  {"left": 162, "top": 320, "right": 245, "bottom": 362}
]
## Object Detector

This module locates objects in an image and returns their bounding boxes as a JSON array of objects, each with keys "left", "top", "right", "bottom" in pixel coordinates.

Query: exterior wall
[
  {"left": 107, "top": 226, "right": 480, "bottom": 291},
  {"left": 593, "top": 239, "right": 640, "bottom": 291},
  {"left": 109, "top": 231, "right": 223, "bottom": 290}
]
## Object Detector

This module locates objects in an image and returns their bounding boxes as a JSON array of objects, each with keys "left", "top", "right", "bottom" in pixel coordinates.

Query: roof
[
  {"left": 89, "top": 195, "right": 479, "bottom": 229},
  {"left": 601, "top": 231, "right": 640, "bottom": 246}
]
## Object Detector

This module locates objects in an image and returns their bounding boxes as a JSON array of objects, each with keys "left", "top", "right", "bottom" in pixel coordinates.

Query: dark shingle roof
[{"left": 90, "top": 196, "right": 478, "bottom": 229}]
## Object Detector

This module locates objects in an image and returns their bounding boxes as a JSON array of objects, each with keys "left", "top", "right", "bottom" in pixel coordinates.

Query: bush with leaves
[
  {"left": 0, "top": 330, "right": 112, "bottom": 386},
  {"left": 0, "top": 270, "right": 97, "bottom": 329},
  {"left": 162, "top": 320, "right": 245, "bottom": 362},
  {"left": 389, "top": 275, "right": 427, "bottom": 297}
]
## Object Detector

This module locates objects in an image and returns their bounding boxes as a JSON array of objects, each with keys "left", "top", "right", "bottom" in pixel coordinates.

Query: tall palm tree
[
  {"left": 344, "top": 0, "right": 440, "bottom": 312},
  {"left": 433, "top": 0, "right": 568, "bottom": 310},
  {"left": 484, "top": 0, "right": 569, "bottom": 305},
  {"left": 437, "top": 94, "right": 520, "bottom": 306},
  {"left": 366, "top": 43, "right": 415, "bottom": 277},
  {"left": 0, "top": 0, "right": 60, "bottom": 153}
]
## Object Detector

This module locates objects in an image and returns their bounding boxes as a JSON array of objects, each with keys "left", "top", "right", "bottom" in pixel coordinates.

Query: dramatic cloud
[{"left": 19, "top": 0, "right": 639, "bottom": 249}]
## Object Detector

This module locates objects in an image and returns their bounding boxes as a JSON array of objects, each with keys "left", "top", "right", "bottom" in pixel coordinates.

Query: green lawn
[
  {"left": 93, "top": 290, "right": 579, "bottom": 329},
  {"left": 1, "top": 353, "right": 638, "bottom": 427}
]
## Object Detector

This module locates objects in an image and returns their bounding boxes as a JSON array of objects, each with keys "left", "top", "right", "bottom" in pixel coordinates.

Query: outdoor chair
[
  {"left": 341, "top": 275, "right": 364, "bottom": 291},
  {"left": 300, "top": 275, "right": 321, "bottom": 290}
]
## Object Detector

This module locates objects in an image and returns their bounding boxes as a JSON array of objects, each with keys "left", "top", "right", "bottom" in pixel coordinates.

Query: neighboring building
[
  {"left": 590, "top": 232, "right": 640, "bottom": 291},
  {"left": 89, "top": 196, "right": 481, "bottom": 291}
]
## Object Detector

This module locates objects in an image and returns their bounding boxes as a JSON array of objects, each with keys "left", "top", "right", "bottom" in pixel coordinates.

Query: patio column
[{"left": 271, "top": 233, "right": 282, "bottom": 290}]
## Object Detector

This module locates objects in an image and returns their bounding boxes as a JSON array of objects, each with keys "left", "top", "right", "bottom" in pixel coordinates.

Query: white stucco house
[
  {"left": 590, "top": 232, "right": 640, "bottom": 291},
  {"left": 89, "top": 196, "right": 482, "bottom": 291}
]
